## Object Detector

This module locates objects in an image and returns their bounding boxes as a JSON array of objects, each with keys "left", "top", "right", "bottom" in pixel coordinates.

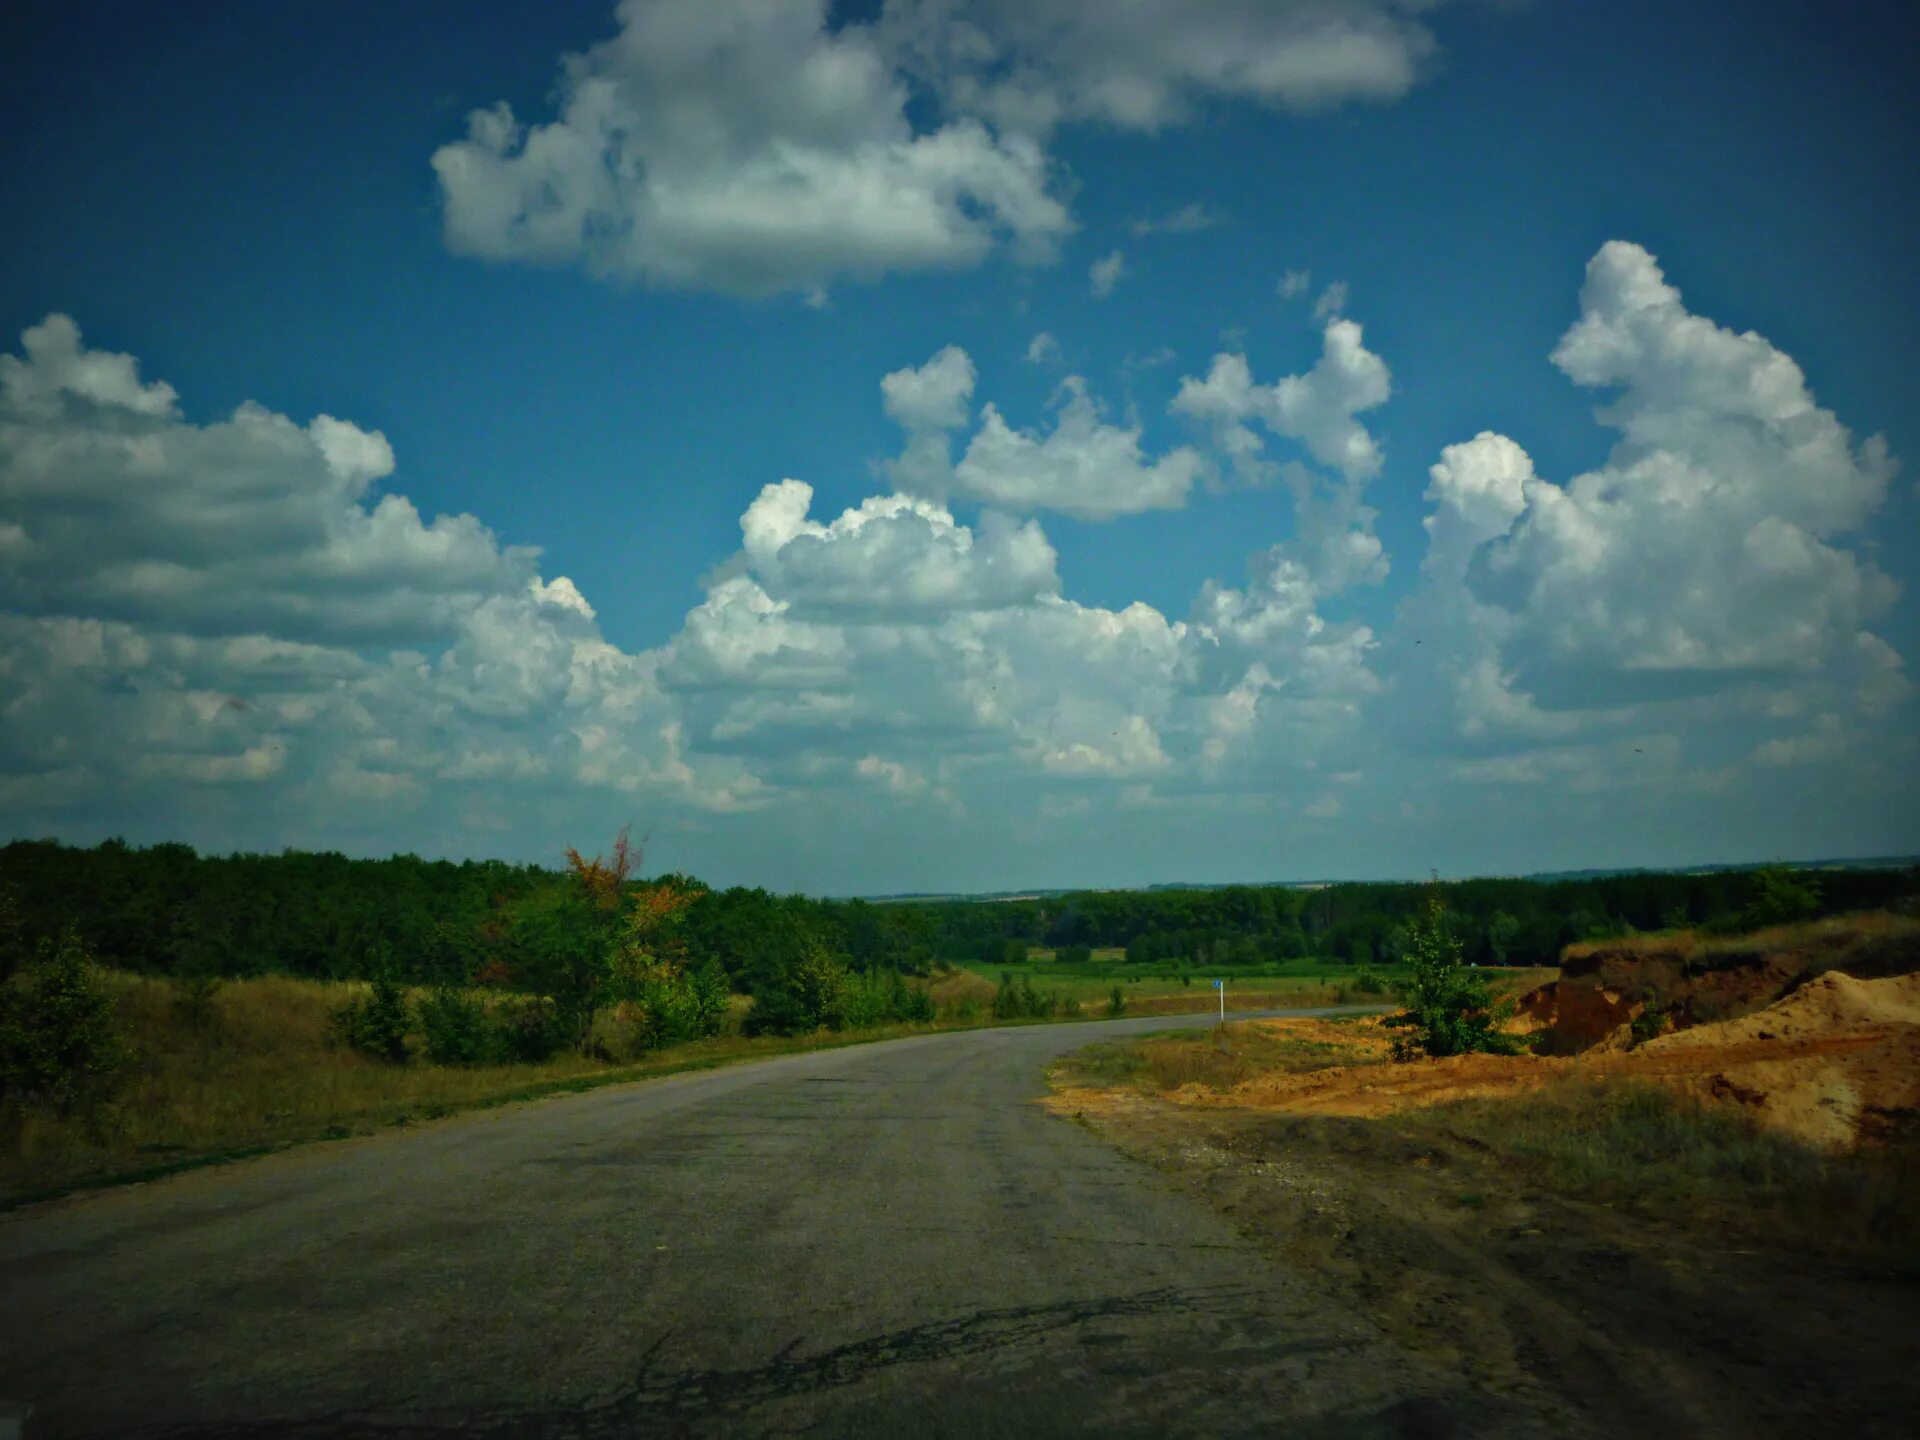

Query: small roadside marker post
[{"left": 1214, "top": 977, "right": 1224, "bottom": 1024}]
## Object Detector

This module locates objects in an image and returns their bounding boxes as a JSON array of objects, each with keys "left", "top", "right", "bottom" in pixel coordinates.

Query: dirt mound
[
  {"left": 1057, "top": 971, "right": 1920, "bottom": 1150},
  {"left": 1519, "top": 911, "right": 1920, "bottom": 1055},
  {"left": 1634, "top": 972, "right": 1920, "bottom": 1148}
]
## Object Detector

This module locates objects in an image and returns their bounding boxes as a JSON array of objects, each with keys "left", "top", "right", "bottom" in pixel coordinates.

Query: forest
[{"left": 4, "top": 837, "right": 1915, "bottom": 993}]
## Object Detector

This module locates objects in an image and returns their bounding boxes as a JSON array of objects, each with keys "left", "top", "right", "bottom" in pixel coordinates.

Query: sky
[{"left": 2, "top": 0, "right": 1917, "bottom": 894}]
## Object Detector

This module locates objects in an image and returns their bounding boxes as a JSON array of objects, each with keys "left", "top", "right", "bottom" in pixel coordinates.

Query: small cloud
[
  {"left": 1128, "top": 203, "right": 1224, "bottom": 237},
  {"left": 1124, "top": 346, "right": 1177, "bottom": 371},
  {"left": 856, "top": 754, "right": 927, "bottom": 797},
  {"left": 1278, "top": 269, "right": 1311, "bottom": 299},
  {"left": 1313, "top": 281, "right": 1349, "bottom": 320},
  {"left": 1090, "top": 250, "right": 1127, "bottom": 299},
  {"left": 1026, "top": 332, "right": 1061, "bottom": 365}
]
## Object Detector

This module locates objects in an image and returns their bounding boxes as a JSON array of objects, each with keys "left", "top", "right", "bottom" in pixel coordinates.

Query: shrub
[
  {"left": 496, "top": 995, "right": 568, "bottom": 1062},
  {"left": 1387, "top": 897, "right": 1518, "bottom": 1059},
  {"left": 333, "top": 974, "right": 412, "bottom": 1063},
  {"left": 742, "top": 987, "right": 811, "bottom": 1038},
  {"left": 688, "top": 959, "right": 733, "bottom": 1037},
  {"left": 1628, "top": 1008, "right": 1668, "bottom": 1048},
  {"left": 1056, "top": 944, "right": 1093, "bottom": 965},
  {"left": 900, "top": 982, "right": 936, "bottom": 1024},
  {"left": 419, "top": 985, "right": 499, "bottom": 1066},
  {"left": 0, "top": 928, "right": 130, "bottom": 1115},
  {"left": 170, "top": 972, "right": 225, "bottom": 1033},
  {"left": 1740, "top": 866, "right": 1822, "bottom": 931},
  {"left": 1351, "top": 964, "right": 1388, "bottom": 996},
  {"left": 1107, "top": 985, "right": 1127, "bottom": 1018},
  {"left": 992, "top": 973, "right": 1058, "bottom": 1020}
]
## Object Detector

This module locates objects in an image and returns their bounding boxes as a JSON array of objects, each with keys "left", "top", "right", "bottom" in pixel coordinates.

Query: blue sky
[{"left": 2, "top": 0, "right": 1916, "bottom": 892}]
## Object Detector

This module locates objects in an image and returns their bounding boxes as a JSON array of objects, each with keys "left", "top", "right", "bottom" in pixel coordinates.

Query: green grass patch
[{"left": 1053, "top": 1018, "right": 1383, "bottom": 1094}]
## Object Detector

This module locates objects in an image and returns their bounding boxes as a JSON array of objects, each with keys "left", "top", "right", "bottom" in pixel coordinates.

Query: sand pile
[
  {"left": 1082, "top": 971, "right": 1920, "bottom": 1150},
  {"left": 1633, "top": 971, "right": 1920, "bottom": 1148},
  {"left": 1518, "top": 912, "right": 1920, "bottom": 1056}
]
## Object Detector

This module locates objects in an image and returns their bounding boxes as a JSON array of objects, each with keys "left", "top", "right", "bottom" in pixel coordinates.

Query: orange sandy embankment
[{"left": 1054, "top": 972, "right": 1920, "bottom": 1150}]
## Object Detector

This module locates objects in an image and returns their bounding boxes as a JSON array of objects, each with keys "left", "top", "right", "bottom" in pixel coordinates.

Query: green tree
[
  {"left": 0, "top": 927, "right": 130, "bottom": 1114},
  {"left": 1387, "top": 898, "right": 1518, "bottom": 1058},
  {"left": 1485, "top": 911, "right": 1520, "bottom": 966},
  {"left": 1740, "top": 867, "right": 1821, "bottom": 930},
  {"left": 334, "top": 962, "right": 412, "bottom": 1064}
]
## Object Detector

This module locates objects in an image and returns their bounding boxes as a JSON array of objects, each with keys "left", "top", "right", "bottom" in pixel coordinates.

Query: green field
[{"left": 956, "top": 949, "right": 1407, "bottom": 991}]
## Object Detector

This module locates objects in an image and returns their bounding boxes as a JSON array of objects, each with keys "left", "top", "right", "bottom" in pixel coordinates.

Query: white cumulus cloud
[{"left": 432, "top": 0, "right": 1072, "bottom": 298}]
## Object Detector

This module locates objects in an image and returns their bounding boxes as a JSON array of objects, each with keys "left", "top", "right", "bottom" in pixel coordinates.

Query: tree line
[{"left": 3, "top": 838, "right": 1914, "bottom": 1004}]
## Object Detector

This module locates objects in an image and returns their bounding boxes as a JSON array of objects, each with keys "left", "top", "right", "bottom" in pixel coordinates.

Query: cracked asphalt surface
[{"left": 1, "top": 1011, "right": 1576, "bottom": 1438}]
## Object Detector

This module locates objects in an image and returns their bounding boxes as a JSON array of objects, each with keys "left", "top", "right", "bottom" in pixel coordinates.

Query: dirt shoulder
[{"left": 1046, "top": 1019, "right": 1920, "bottom": 1439}]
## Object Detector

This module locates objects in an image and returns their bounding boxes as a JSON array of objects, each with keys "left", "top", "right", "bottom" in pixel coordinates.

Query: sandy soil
[
  {"left": 1048, "top": 1092, "right": 1920, "bottom": 1440},
  {"left": 1054, "top": 973, "right": 1920, "bottom": 1151},
  {"left": 1043, "top": 963, "right": 1920, "bottom": 1436}
]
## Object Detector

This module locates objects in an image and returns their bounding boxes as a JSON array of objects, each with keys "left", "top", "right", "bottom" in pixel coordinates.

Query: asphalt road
[{"left": 1, "top": 1012, "right": 1569, "bottom": 1438}]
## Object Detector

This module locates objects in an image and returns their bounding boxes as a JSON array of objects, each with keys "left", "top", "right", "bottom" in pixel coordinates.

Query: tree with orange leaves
[{"left": 540, "top": 828, "right": 725, "bottom": 1053}]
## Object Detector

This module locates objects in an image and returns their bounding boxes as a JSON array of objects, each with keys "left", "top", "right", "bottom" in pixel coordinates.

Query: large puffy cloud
[
  {"left": 885, "top": 0, "right": 1446, "bottom": 135},
  {"left": 435, "top": 1, "right": 1460, "bottom": 297},
  {"left": 432, "top": 0, "right": 1071, "bottom": 297},
  {"left": 0, "top": 316, "right": 760, "bottom": 847},
  {"left": 1456, "top": 243, "right": 1899, "bottom": 696},
  {"left": 0, "top": 316, "right": 521, "bottom": 646},
  {"left": 1406, "top": 242, "right": 1907, "bottom": 796}
]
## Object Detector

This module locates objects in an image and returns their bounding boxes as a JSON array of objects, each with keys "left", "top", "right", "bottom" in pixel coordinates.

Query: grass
[
  {"left": 1561, "top": 909, "right": 1920, "bottom": 968},
  {"left": 1053, "top": 1017, "right": 1384, "bottom": 1093},
  {"left": 1399, "top": 1076, "right": 1920, "bottom": 1268},
  {"left": 961, "top": 956, "right": 1554, "bottom": 1006},
  {"left": 3, "top": 962, "right": 1384, "bottom": 1205},
  {"left": 2, "top": 971, "right": 967, "bottom": 1204}
]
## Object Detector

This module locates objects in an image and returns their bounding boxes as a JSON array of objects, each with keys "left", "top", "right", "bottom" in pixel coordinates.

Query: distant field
[{"left": 952, "top": 952, "right": 1553, "bottom": 998}]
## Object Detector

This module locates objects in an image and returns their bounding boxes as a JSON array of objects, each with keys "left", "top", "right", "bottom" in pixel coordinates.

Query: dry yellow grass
[
  {"left": 1, "top": 971, "right": 925, "bottom": 1202},
  {"left": 1560, "top": 910, "right": 1920, "bottom": 967}
]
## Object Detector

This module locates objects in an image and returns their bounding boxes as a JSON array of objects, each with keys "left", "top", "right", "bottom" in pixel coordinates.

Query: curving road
[{"left": 1, "top": 1012, "right": 1568, "bottom": 1438}]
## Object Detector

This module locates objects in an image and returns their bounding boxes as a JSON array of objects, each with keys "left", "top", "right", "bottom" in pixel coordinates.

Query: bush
[
  {"left": 419, "top": 985, "right": 499, "bottom": 1066},
  {"left": 742, "top": 987, "right": 811, "bottom": 1038},
  {"left": 1351, "top": 964, "right": 1388, "bottom": 996},
  {"left": 334, "top": 974, "right": 413, "bottom": 1063},
  {"left": 1740, "top": 867, "right": 1822, "bottom": 931},
  {"left": 1106, "top": 985, "right": 1127, "bottom": 1018},
  {"left": 0, "top": 928, "right": 130, "bottom": 1115},
  {"left": 496, "top": 995, "right": 568, "bottom": 1062},
  {"left": 992, "top": 973, "right": 1058, "bottom": 1020},
  {"left": 1387, "top": 897, "right": 1518, "bottom": 1059},
  {"left": 1055, "top": 944, "right": 1093, "bottom": 965},
  {"left": 900, "top": 982, "right": 936, "bottom": 1024}
]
